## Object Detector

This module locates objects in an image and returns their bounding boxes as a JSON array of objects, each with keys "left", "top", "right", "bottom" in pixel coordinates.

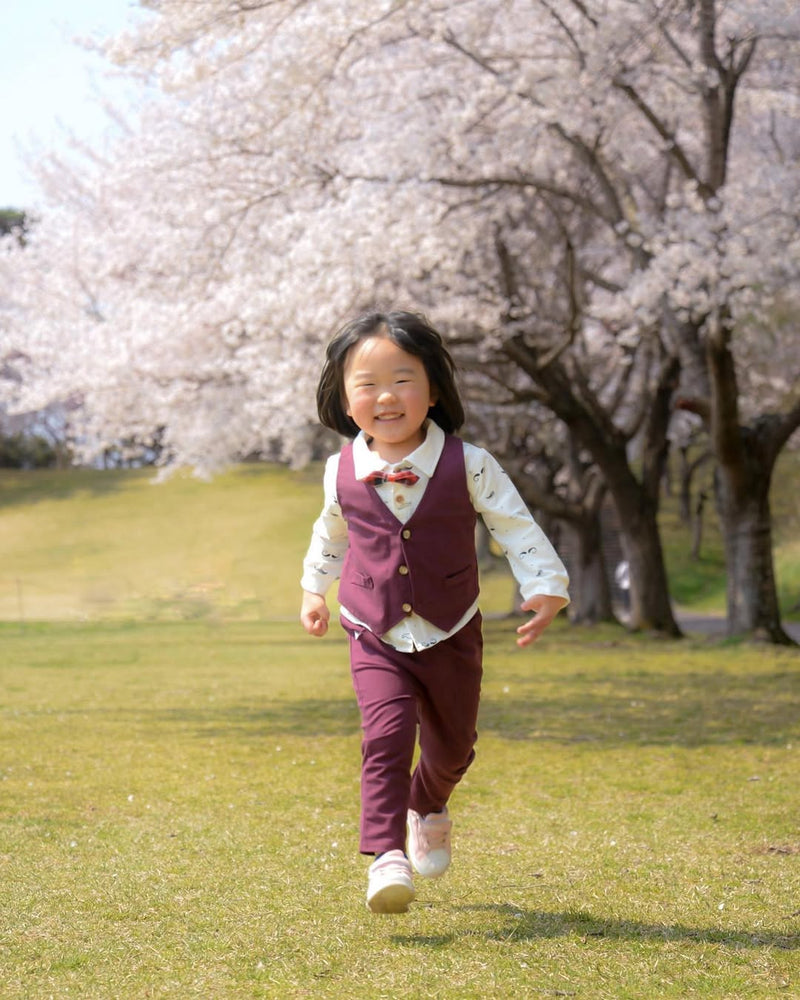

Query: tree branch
[{"left": 612, "top": 76, "right": 710, "bottom": 197}]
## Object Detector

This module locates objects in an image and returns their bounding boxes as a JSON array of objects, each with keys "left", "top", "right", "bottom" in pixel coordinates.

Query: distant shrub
[{"left": 0, "top": 433, "right": 58, "bottom": 468}]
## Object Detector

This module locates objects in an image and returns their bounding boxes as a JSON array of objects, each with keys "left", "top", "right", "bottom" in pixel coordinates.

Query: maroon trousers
[{"left": 345, "top": 612, "right": 483, "bottom": 855}]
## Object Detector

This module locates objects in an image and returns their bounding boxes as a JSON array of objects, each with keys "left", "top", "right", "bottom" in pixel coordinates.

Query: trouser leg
[
  {"left": 347, "top": 613, "right": 483, "bottom": 854},
  {"left": 409, "top": 612, "right": 483, "bottom": 817},
  {"left": 348, "top": 629, "right": 418, "bottom": 855}
]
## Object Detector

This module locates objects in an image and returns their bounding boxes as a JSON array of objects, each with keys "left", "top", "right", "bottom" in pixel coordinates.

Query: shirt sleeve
[
  {"left": 464, "top": 443, "right": 570, "bottom": 604},
  {"left": 300, "top": 453, "right": 349, "bottom": 596}
]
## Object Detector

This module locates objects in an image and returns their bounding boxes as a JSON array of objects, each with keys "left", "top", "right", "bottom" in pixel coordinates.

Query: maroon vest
[{"left": 336, "top": 434, "right": 479, "bottom": 635}]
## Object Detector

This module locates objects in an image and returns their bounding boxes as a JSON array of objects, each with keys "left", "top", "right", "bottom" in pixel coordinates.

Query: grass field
[
  {"left": 0, "top": 464, "right": 324, "bottom": 622},
  {"left": 1, "top": 619, "right": 798, "bottom": 998},
  {"left": 1, "top": 455, "right": 798, "bottom": 624},
  {"left": 1, "top": 462, "right": 799, "bottom": 997}
]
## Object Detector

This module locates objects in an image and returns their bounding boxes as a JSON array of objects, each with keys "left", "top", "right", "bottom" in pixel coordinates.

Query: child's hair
[{"left": 316, "top": 310, "right": 466, "bottom": 437}]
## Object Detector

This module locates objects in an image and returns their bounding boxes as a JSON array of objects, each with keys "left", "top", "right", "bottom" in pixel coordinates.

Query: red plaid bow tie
[{"left": 363, "top": 469, "right": 420, "bottom": 486}]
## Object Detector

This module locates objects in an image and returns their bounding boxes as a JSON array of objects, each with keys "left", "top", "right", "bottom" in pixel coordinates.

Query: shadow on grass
[
  {"left": 151, "top": 666, "right": 800, "bottom": 747},
  {"left": 156, "top": 698, "right": 362, "bottom": 738},
  {"left": 477, "top": 668, "right": 800, "bottom": 747},
  {"left": 392, "top": 903, "right": 800, "bottom": 950},
  {"left": 0, "top": 461, "right": 318, "bottom": 511},
  {"left": 0, "top": 467, "right": 141, "bottom": 508}
]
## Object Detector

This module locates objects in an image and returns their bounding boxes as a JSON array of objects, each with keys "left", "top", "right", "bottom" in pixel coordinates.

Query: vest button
[
  {"left": 402, "top": 603, "right": 412, "bottom": 613},
  {"left": 402, "top": 529, "right": 412, "bottom": 540},
  {"left": 398, "top": 565, "right": 409, "bottom": 575}
]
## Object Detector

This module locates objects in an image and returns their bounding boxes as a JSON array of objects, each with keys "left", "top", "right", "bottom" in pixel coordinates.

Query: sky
[{"left": 0, "top": 1, "right": 144, "bottom": 209}]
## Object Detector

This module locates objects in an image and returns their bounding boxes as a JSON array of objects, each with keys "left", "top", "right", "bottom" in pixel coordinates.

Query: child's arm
[
  {"left": 301, "top": 590, "right": 331, "bottom": 637},
  {"left": 300, "top": 454, "right": 347, "bottom": 639},
  {"left": 465, "top": 444, "right": 570, "bottom": 646},
  {"left": 515, "top": 593, "right": 569, "bottom": 647}
]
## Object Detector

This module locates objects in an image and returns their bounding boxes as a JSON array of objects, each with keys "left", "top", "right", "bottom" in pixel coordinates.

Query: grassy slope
[
  {"left": 0, "top": 464, "right": 323, "bottom": 621},
  {"left": 1, "top": 449, "right": 798, "bottom": 622},
  {"left": 0, "top": 463, "right": 527, "bottom": 622}
]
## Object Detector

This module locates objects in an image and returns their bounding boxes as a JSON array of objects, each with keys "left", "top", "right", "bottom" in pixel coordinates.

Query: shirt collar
[{"left": 351, "top": 419, "right": 445, "bottom": 481}]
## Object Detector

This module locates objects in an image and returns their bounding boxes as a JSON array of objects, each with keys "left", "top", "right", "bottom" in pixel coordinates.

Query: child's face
[{"left": 343, "top": 335, "right": 437, "bottom": 462}]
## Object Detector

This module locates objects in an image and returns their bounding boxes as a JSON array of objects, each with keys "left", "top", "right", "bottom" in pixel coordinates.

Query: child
[{"left": 300, "top": 310, "right": 569, "bottom": 914}]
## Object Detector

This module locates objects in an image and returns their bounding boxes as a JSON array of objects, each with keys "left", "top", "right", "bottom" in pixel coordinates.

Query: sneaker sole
[{"left": 367, "top": 882, "right": 416, "bottom": 914}]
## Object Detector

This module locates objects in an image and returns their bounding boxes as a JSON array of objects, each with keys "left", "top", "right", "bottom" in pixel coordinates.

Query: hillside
[
  {"left": 1, "top": 455, "right": 797, "bottom": 623},
  {"left": 0, "top": 465, "right": 322, "bottom": 622}
]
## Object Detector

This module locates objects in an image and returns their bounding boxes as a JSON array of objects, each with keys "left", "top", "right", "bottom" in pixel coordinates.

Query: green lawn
[
  {"left": 1, "top": 619, "right": 798, "bottom": 998},
  {"left": 2, "top": 458, "right": 798, "bottom": 624},
  {"left": 0, "top": 464, "right": 522, "bottom": 623},
  {"left": 0, "top": 465, "right": 322, "bottom": 622},
  {"left": 1, "top": 463, "right": 799, "bottom": 997}
]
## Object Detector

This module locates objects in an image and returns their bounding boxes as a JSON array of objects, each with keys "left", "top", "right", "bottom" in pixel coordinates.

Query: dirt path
[{"left": 676, "top": 612, "right": 800, "bottom": 643}]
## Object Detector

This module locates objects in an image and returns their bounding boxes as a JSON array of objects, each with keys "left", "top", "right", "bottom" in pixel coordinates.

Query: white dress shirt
[{"left": 301, "top": 420, "right": 569, "bottom": 651}]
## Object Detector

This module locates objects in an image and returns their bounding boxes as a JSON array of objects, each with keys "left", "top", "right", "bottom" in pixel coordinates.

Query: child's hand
[
  {"left": 301, "top": 590, "right": 331, "bottom": 637},
  {"left": 516, "top": 594, "right": 567, "bottom": 647}
]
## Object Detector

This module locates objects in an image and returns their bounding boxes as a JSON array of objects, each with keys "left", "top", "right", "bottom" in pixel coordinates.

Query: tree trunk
[
  {"left": 606, "top": 475, "right": 679, "bottom": 635},
  {"left": 717, "top": 432, "right": 793, "bottom": 645},
  {"left": 706, "top": 320, "right": 799, "bottom": 644},
  {"left": 691, "top": 490, "right": 707, "bottom": 561},
  {"left": 716, "top": 455, "right": 792, "bottom": 642},
  {"left": 560, "top": 515, "right": 615, "bottom": 625},
  {"left": 676, "top": 445, "right": 712, "bottom": 527},
  {"left": 499, "top": 437, "right": 617, "bottom": 626},
  {"left": 678, "top": 446, "right": 691, "bottom": 524},
  {"left": 502, "top": 335, "right": 682, "bottom": 636}
]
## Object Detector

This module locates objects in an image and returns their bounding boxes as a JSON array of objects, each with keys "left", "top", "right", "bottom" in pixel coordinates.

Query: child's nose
[{"left": 377, "top": 387, "right": 396, "bottom": 403}]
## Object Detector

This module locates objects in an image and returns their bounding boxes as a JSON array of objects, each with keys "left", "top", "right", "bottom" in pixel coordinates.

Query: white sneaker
[
  {"left": 407, "top": 808, "right": 452, "bottom": 877},
  {"left": 366, "top": 850, "right": 415, "bottom": 914}
]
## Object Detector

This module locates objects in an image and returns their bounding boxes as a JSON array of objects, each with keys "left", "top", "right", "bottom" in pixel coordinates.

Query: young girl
[{"left": 300, "top": 310, "right": 569, "bottom": 914}]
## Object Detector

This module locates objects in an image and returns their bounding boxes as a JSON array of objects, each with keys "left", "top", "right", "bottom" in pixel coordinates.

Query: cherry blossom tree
[{"left": 2, "top": 0, "right": 798, "bottom": 639}]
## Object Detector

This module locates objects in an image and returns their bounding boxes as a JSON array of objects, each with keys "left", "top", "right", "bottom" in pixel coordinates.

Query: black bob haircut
[{"left": 316, "top": 310, "right": 466, "bottom": 437}]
